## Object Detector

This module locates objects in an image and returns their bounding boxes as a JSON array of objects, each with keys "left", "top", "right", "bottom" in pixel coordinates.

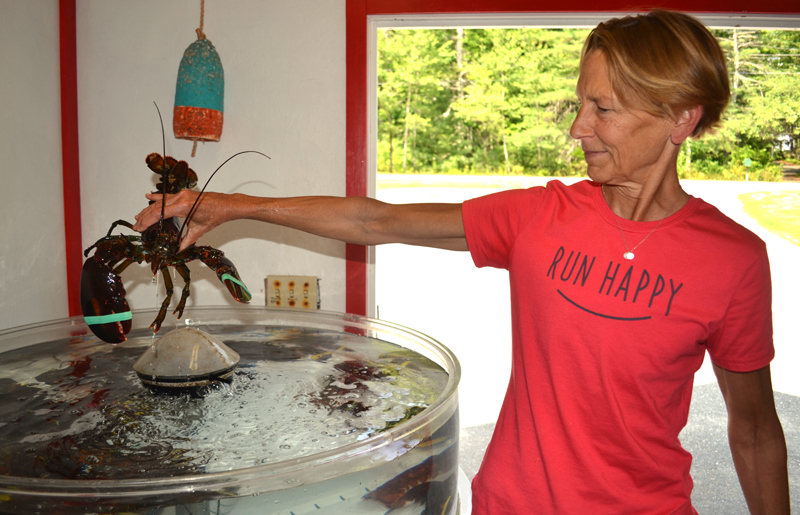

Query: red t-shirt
[{"left": 462, "top": 180, "right": 773, "bottom": 515}]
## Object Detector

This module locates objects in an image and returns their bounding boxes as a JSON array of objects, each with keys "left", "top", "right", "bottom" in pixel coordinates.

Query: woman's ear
[{"left": 671, "top": 106, "right": 703, "bottom": 145}]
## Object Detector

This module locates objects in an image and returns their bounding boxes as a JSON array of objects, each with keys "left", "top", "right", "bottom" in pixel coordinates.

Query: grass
[{"left": 739, "top": 191, "right": 800, "bottom": 247}]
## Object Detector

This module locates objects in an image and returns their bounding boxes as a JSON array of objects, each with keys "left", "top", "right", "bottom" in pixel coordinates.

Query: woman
[{"left": 134, "top": 10, "right": 788, "bottom": 514}]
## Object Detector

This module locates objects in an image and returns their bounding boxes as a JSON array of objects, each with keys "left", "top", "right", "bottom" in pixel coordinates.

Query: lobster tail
[
  {"left": 80, "top": 259, "right": 132, "bottom": 343},
  {"left": 145, "top": 153, "right": 198, "bottom": 194}
]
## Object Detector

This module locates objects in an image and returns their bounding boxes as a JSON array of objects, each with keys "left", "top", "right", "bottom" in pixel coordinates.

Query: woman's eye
[{"left": 597, "top": 106, "right": 611, "bottom": 113}]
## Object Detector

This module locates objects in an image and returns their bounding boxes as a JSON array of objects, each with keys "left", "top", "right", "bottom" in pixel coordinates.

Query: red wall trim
[
  {"left": 346, "top": 0, "right": 369, "bottom": 316},
  {"left": 59, "top": 0, "right": 82, "bottom": 317},
  {"left": 344, "top": 0, "right": 799, "bottom": 315}
]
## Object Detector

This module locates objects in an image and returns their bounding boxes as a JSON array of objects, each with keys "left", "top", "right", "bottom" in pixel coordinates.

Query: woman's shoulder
[
  {"left": 482, "top": 178, "right": 594, "bottom": 200},
  {"left": 464, "top": 179, "right": 595, "bottom": 219},
  {"left": 541, "top": 178, "right": 595, "bottom": 193},
  {"left": 688, "top": 197, "right": 767, "bottom": 255}
]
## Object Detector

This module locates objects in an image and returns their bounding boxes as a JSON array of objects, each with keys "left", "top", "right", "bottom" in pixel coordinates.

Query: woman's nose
[{"left": 569, "top": 106, "right": 592, "bottom": 140}]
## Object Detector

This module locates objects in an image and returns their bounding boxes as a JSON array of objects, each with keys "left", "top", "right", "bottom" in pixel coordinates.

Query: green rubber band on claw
[
  {"left": 221, "top": 273, "right": 251, "bottom": 296},
  {"left": 84, "top": 312, "right": 133, "bottom": 326}
]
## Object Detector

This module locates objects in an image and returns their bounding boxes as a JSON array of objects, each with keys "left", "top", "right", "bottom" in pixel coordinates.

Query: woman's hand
[{"left": 133, "top": 190, "right": 234, "bottom": 251}]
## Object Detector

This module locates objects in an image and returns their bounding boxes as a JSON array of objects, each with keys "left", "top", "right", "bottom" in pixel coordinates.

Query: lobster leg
[
  {"left": 185, "top": 246, "right": 252, "bottom": 303},
  {"left": 104, "top": 220, "right": 135, "bottom": 237},
  {"left": 114, "top": 259, "right": 134, "bottom": 275},
  {"left": 172, "top": 263, "right": 192, "bottom": 319},
  {"left": 84, "top": 221, "right": 140, "bottom": 257},
  {"left": 150, "top": 267, "right": 175, "bottom": 333}
]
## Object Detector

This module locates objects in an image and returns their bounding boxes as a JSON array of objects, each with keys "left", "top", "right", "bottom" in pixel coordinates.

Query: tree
[
  {"left": 378, "top": 29, "right": 456, "bottom": 173},
  {"left": 681, "top": 29, "right": 799, "bottom": 179}
]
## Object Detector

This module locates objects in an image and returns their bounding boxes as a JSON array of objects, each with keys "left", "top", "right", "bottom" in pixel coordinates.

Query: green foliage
[
  {"left": 705, "top": 28, "right": 800, "bottom": 180},
  {"left": 677, "top": 137, "right": 783, "bottom": 181},
  {"left": 378, "top": 27, "right": 799, "bottom": 180},
  {"left": 378, "top": 28, "right": 588, "bottom": 175}
]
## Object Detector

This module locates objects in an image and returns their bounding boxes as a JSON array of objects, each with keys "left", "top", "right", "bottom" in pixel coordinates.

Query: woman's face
[{"left": 570, "top": 51, "right": 676, "bottom": 186}]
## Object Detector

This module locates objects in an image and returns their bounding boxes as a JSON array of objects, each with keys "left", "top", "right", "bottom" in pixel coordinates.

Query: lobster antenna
[
  {"left": 153, "top": 102, "right": 167, "bottom": 233},
  {"left": 177, "top": 151, "right": 271, "bottom": 244}
]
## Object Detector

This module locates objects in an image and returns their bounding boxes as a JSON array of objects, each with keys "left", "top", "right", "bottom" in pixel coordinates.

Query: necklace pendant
[{"left": 623, "top": 251, "right": 635, "bottom": 260}]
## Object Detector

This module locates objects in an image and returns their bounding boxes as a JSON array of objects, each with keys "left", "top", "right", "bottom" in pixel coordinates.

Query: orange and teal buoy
[{"left": 173, "top": 4, "right": 223, "bottom": 156}]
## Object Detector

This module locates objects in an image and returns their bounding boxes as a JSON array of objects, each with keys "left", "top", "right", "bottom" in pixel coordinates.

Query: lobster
[{"left": 81, "top": 108, "right": 267, "bottom": 343}]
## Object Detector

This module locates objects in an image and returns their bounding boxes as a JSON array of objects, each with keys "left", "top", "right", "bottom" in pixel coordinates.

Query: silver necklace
[{"left": 602, "top": 185, "right": 678, "bottom": 260}]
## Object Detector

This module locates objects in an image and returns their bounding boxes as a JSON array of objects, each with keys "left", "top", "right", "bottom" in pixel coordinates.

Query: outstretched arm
[
  {"left": 713, "top": 363, "right": 789, "bottom": 515},
  {"left": 132, "top": 190, "right": 468, "bottom": 252}
]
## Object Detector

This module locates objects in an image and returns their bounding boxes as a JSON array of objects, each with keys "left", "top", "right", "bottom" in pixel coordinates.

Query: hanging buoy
[{"left": 173, "top": 1, "right": 223, "bottom": 156}]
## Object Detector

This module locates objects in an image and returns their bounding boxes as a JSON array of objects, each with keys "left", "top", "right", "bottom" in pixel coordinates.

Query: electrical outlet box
[{"left": 266, "top": 276, "right": 320, "bottom": 309}]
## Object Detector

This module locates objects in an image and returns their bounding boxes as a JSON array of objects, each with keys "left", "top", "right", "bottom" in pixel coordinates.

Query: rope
[{"left": 195, "top": 0, "right": 206, "bottom": 40}]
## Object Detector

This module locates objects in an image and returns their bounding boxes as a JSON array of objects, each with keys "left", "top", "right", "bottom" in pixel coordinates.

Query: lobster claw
[
  {"left": 214, "top": 256, "right": 252, "bottom": 303},
  {"left": 80, "top": 259, "right": 132, "bottom": 343}
]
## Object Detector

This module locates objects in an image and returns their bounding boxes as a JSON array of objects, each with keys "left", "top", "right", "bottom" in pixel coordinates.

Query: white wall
[
  {"left": 0, "top": 0, "right": 348, "bottom": 332},
  {"left": 0, "top": 0, "right": 66, "bottom": 330}
]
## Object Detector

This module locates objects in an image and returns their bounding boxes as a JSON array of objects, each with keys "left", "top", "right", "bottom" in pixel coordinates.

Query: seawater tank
[{"left": 0, "top": 307, "right": 463, "bottom": 515}]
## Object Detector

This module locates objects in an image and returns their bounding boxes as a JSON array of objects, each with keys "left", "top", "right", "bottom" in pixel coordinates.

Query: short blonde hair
[{"left": 582, "top": 10, "right": 730, "bottom": 137}]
